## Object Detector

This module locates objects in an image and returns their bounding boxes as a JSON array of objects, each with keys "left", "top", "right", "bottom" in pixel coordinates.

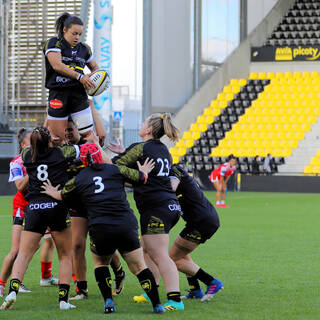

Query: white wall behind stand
[
  {"left": 247, "top": 0, "right": 279, "bottom": 35},
  {"left": 250, "top": 62, "right": 320, "bottom": 73},
  {"left": 150, "top": 0, "right": 193, "bottom": 113}
]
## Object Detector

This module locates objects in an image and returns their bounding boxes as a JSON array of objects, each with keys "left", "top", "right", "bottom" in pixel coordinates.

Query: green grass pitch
[{"left": 0, "top": 191, "right": 319, "bottom": 320}]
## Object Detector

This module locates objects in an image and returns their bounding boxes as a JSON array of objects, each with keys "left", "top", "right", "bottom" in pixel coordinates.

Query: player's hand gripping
[
  {"left": 41, "top": 179, "right": 62, "bottom": 201},
  {"left": 137, "top": 157, "right": 155, "bottom": 178},
  {"left": 80, "top": 74, "right": 95, "bottom": 90}
]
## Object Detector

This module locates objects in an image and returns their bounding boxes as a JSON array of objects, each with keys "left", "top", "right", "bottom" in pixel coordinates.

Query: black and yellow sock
[
  {"left": 94, "top": 266, "right": 112, "bottom": 301},
  {"left": 58, "top": 284, "right": 70, "bottom": 303},
  {"left": 77, "top": 280, "right": 87, "bottom": 293},
  {"left": 167, "top": 291, "right": 181, "bottom": 303},
  {"left": 137, "top": 268, "right": 161, "bottom": 308},
  {"left": 195, "top": 268, "right": 214, "bottom": 286},
  {"left": 187, "top": 275, "right": 201, "bottom": 291},
  {"left": 111, "top": 263, "right": 124, "bottom": 278},
  {"left": 8, "top": 278, "right": 20, "bottom": 295}
]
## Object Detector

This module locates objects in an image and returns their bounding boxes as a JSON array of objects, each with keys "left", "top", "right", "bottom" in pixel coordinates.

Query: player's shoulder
[
  {"left": 11, "top": 154, "right": 22, "bottom": 164},
  {"left": 81, "top": 42, "right": 92, "bottom": 52},
  {"left": 43, "top": 37, "right": 61, "bottom": 50}
]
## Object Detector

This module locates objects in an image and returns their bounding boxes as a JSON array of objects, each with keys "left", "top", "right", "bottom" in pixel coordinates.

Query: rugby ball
[{"left": 86, "top": 70, "right": 110, "bottom": 96}]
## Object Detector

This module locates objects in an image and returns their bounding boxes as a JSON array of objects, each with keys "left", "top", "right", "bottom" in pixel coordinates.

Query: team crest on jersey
[{"left": 49, "top": 99, "right": 63, "bottom": 109}]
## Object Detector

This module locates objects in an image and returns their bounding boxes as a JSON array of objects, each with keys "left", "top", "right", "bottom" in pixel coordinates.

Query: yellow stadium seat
[
  {"left": 249, "top": 72, "right": 258, "bottom": 80},
  {"left": 258, "top": 72, "right": 267, "bottom": 79},
  {"left": 310, "top": 157, "right": 320, "bottom": 165},
  {"left": 267, "top": 72, "right": 275, "bottom": 79},
  {"left": 196, "top": 115, "right": 206, "bottom": 124},
  {"left": 311, "top": 71, "right": 319, "bottom": 78},
  {"left": 191, "top": 131, "right": 201, "bottom": 140},
  {"left": 175, "top": 140, "right": 184, "bottom": 148},
  {"left": 183, "top": 139, "right": 194, "bottom": 148},
  {"left": 172, "top": 156, "right": 179, "bottom": 164},
  {"left": 238, "top": 79, "right": 246, "bottom": 86},
  {"left": 230, "top": 79, "right": 238, "bottom": 86},
  {"left": 182, "top": 132, "right": 192, "bottom": 140},
  {"left": 275, "top": 72, "right": 284, "bottom": 79},
  {"left": 293, "top": 71, "right": 302, "bottom": 78},
  {"left": 210, "top": 101, "right": 218, "bottom": 108},
  {"left": 223, "top": 86, "right": 231, "bottom": 93},
  {"left": 231, "top": 86, "right": 240, "bottom": 94},
  {"left": 170, "top": 148, "right": 179, "bottom": 156},
  {"left": 302, "top": 71, "right": 310, "bottom": 78}
]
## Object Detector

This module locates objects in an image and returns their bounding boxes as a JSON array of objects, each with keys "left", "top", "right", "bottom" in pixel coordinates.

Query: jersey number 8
[{"left": 37, "top": 164, "right": 48, "bottom": 181}]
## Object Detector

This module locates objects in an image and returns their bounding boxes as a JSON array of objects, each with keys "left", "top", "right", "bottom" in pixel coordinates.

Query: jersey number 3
[{"left": 93, "top": 176, "right": 104, "bottom": 193}]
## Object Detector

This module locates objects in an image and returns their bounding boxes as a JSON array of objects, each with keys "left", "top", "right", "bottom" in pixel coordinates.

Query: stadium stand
[
  {"left": 265, "top": 0, "right": 320, "bottom": 46},
  {"left": 171, "top": 0, "right": 320, "bottom": 179},
  {"left": 170, "top": 71, "right": 320, "bottom": 176}
]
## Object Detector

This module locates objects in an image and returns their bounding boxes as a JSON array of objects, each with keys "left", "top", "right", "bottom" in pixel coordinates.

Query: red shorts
[
  {"left": 210, "top": 174, "right": 220, "bottom": 183},
  {"left": 12, "top": 191, "right": 28, "bottom": 218}
]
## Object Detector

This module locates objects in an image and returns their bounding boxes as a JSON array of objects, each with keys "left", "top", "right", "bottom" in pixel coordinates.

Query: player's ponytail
[
  {"left": 30, "top": 127, "right": 51, "bottom": 163},
  {"left": 148, "top": 113, "right": 179, "bottom": 142},
  {"left": 55, "top": 12, "right": 83, "bottom": 39},
  {"left": 17, "top": 128, "right": 31, "bottom": 153}
]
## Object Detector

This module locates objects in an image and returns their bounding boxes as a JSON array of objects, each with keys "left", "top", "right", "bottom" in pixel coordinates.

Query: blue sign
[{"left": 113, "top": 111, "right": 122, "bottom": 122}]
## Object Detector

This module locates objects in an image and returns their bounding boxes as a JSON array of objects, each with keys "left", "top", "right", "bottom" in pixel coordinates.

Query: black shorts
[
  {"left": 12, "top": 216, "right": 24, "bottom": 226},
  {"left": 69, "top": 206, "right": 88, "bottom": 219},
  {"left": 180, "top": 219, "right": 219, "bottom": 244},
  {"left": 89, "top": 224, "right": 140, "bottom": 256},
  {"left": 24, "top": 200, "right": 70, "bottom": 235},
  {"left": 47, "top": 87, "right": 89, "bottom": 118},
  {"left": 140, "top": 200, "right": 181, "bottom": 235}
]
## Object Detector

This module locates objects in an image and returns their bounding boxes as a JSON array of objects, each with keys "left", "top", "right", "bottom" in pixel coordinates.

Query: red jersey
[
  {"left": 8, "top": 154, "right": 28, "bottom": 216},
  {"left": 210, "top": 162, "right": 235, "bottom": 182}
]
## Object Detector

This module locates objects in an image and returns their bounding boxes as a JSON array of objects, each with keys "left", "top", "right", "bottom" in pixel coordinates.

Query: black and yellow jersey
[
  {"left": 61, "top": 163, "right": 138, "bottom": 227},
  {"left": 112, "top": 139, "right": 177, "bottom": 212},
  {"left": 65, "top": 138, "right": 86, "bottom": 179},
  {"left": 22, "top": 145, "right": 79, "bottom": 201},
  {"left": 43, "top": 37, "right": 92, "bottom": 90},
  {"left": 170, "top": 165, "right": 220, "bottom": 226}
]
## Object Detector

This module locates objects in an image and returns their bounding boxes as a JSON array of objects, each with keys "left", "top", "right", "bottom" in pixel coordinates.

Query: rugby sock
[
  {"left": 58, "top": 284, "right": 70, "bottom": 303},
  {"left": 111, "top": 263, "right": 125, "bottom": 279},
  {"left": 77, "top": 280, "right": 87, "bottom": 293},
  {"left": 94, "top": 266, "right": 112, "bottom": 301},
  {"left": 8, "top": 278, "right": 20, "bottom": 295},
  {"left": 186, "top": 275, "right": 201, "bottom": 291},
  {"left": 72, "top": 274, "right": 77, "bottom": 283},
  {"left": 221, "top": 200, "right": 225, "bottom": 204},
  {"left": 195, "top": 268, "right": 214, "bottom": 286},
  {"left": 137, "top": 268, "right": 161, "bottom": 308},
  {"left": 41, "top": 261, "right": 52, "bottom": 279},
  {"left": 0, "top": 279, "right": 7, "bottom": 286},
  {"left": 167, "top": 291, "right": 181, "bottom": 303},
  {"left": 216, "top": 201, "right": 220, "bottom": 205}
]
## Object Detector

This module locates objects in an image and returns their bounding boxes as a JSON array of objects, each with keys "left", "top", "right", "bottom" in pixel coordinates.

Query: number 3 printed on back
[{"left": 93, "top": 176, "right": 105, "bottom": 193}]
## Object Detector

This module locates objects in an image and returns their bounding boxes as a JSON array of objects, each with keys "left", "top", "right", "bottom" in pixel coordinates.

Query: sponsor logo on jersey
[
  {"left": 29, "top": 202, "right": 58, "bottom": 210},
  {"left": 11, "top": 167, "right": 23, "bottom": 178},
  {"left": 49, "top": 99, "right": 63, "bottom": 109},
  {"left": 168, "top": 203, "right": 181, "bottom": 211}
]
